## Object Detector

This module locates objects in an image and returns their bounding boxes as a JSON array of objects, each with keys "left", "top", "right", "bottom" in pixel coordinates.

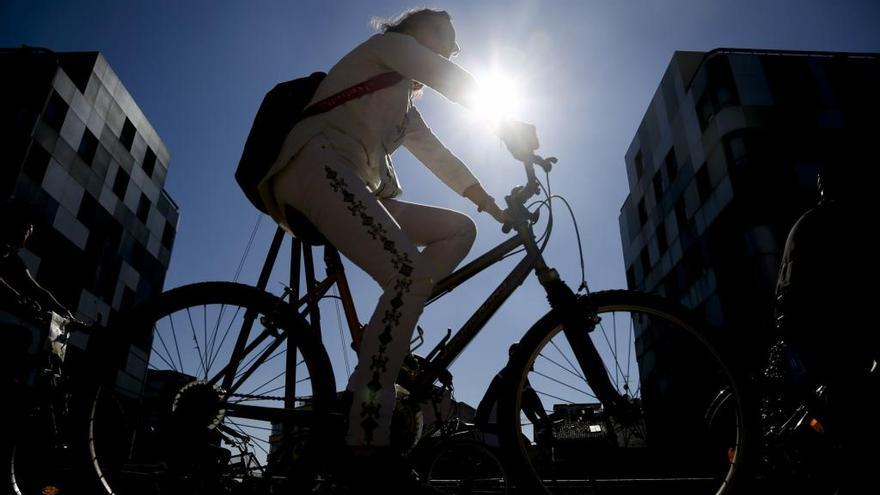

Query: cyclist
[
  {"left": 252, "top": 7, "right": 539, "bottom": 490},
  {"left": 475, "top": 343, "right": 550, "bottom": 446},
  {"left": 1, "top": 198, "right": 75, "bottom": 383},
  {"left": 774, "top": 152, "right": 876, "bottom": 493}
]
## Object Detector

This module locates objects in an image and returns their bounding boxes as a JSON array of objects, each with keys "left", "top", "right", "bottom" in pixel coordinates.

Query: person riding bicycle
[
  {"left": 774, "top": 150, "right": 876, "bottom": 493},
  {"left": 1, "top": 198, "right": 74, "bottom": 319},
  {"left": 253, "top": 8, "right": 539, "bottom": 491},
  {"left": 1, "top": 198, "right": 76, "bottom": 385}
]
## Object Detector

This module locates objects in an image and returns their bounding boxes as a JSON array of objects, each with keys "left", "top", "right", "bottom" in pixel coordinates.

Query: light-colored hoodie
[{"left": 257, "top": 31, "right": 483, "bottom": 234}]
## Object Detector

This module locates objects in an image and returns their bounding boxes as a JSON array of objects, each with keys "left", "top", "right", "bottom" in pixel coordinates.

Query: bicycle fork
[{"left": 539, "top": 266, "right": 628, "bottom": 413}]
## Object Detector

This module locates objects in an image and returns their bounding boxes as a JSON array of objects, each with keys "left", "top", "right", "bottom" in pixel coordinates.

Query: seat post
[
  {"left": 285, "top": 237, "right": 303, "bottom": 411},
  {"left": 302, "top": 244, "right": 322, "bottom": 333}
]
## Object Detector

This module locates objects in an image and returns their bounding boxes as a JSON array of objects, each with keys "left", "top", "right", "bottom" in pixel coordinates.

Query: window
[
  {"left": 161, "top": 221, "right": 176, "bottom": 249},
  {"left": 78, "top": 129, "right": 99, "bottom": 164},
  {"left": 652, "top": 172, "right": 663, "bottom": 200},
  {"left": 634, "top": 151, "right": 644, "bottom": 181},
  {"left": 637, "top": 198, "right": 648, "bottom": 227},
  {"left": 664, "top": 148, "right": 678, "bottom": 182},
  {"left": 696, "top": 165, "right": 711, "bottom": 203},
  {"left": 136, "top": 193, "right": 150, "bottom": 224},
  {"left": 121, "top": 286, "right": 136, "bottom": 311},
  {"left": 113, "top": 168, "right": 130, "bottom": 199},
  {"left": 22, "top": 142, "right": 51, "bottom": 181},
  {"left": 675, "top": 198, "right": 689, "bottom": 243},
  {"left": 640, "top": 247, "right": 651, "bottom": 276},
  {"left": 120, "top": 118, "right": 136, "bottom": 150},
  {"left": 726, "top": 134, "right": 748, "bottom": 168},
  {"left": 696, "top": 56, "right": 740, "bottom": 131},
  {"left": 142, "top": 147, "right": 157, "bottom": 178},
  {"left": 76, "top": 193, "right": 99, "bottom": 228},
  {"left": 43, "top": 91, "right": 68, "bottom": 132},
  {"left": 657, "top": 222, "right": 668, "bottom": 255}
]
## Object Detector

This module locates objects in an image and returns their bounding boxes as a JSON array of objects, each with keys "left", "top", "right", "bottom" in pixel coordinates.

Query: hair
[
  {"left": 371, "top": 8, "right": 454, "bottom": 97},
  {"left": 371, "top": 8, "right": 452, "bottom": 34}
]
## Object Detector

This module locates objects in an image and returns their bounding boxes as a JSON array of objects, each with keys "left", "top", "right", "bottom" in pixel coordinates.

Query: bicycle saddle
[{"left": 284, "top": 205, "right": 327, "bottom": 246}]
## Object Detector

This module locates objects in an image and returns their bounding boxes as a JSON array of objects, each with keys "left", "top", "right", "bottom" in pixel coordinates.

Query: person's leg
[
  {"left": 271, "top": 137, "right": 434, "bottom": 448},
  {"left": 380, "top": 198, "right": 476, "bottom": 283}
]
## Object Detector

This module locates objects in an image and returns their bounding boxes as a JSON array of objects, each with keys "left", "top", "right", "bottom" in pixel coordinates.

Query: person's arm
[
  {"left": 403, "top": 107, "right": 509, "bottom": 224},
  {"left": 20, "top": 267, "right": 72, "bottom": 317},
  {"left": 366, "top": 32, "right": 479, "bottom": 107},
  {"left": 367, "top": 32, "right": 539, "bottom": 159}
]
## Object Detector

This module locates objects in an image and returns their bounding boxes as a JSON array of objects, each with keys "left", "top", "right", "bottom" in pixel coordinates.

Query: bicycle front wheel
[
  {"left": 89, "top": 282, "right": 337, "bottom": 495},
  {"left": 498, "top": 290, "right": 750, "bottom": 495}
]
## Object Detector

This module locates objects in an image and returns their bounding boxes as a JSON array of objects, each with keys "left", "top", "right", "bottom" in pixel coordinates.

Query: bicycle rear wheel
[
  {"left": 89, "top": 282, "right": 337, "bottom": 494},
  {"left": 498, "top": 290, "right": 750, "bottom": 495},
  {"left": 422, "top": 436, "right": 509, "bottom": 494}
]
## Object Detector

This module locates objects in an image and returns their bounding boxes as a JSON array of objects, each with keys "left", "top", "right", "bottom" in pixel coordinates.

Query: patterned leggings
[{"left": 271, "top": 133, "right": 476, "bottom": 446}]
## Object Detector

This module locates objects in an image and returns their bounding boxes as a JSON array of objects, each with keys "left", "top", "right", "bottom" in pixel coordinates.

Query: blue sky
[{"left": 3, "top": 0, "right": 879, "bottom": 407}]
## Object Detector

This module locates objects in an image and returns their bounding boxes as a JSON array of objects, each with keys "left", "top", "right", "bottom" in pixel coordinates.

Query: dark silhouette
[
  {"left": 1, "top": 198, "right": 73, "bottom": 319},
  {"left": 761, "top": 150, "right": 877, "bottom": 494}
]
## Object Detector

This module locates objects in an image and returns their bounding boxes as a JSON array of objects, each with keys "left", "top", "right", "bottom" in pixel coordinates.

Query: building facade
[
  {"left": 1, "top": 47, "right": 179, "bottom": 327},
  {"left": 618, "top": 48, "right": 878, "bottom": 377}
]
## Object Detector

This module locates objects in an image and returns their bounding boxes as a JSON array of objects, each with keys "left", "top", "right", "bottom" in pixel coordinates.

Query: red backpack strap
[{"left": 301, "top": 71, "right": 404, "bottom": 119}]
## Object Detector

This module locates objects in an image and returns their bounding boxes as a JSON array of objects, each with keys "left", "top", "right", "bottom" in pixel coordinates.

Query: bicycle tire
[
  {"left": 497, "top": 290, "right": 752, "bottom": 495},
  {"left": 422, "top": 435, "right": 510, "bottom": 494},
  {"left": 88, "top": 281, "right": 337, "bottom": 495}
]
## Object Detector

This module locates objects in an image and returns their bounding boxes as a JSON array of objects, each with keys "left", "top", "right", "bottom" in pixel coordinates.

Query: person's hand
[
  {"left": 498, "top": 119, "right": 539, "bottom": 162},
  {"left": 17, "top": 295, "right": 41, "bottom": 314},
  {"left": 463, "top": 184, "right": 511, "bottom": 225},
  {"left": 482, "top": 200, "right": 511, "bottom": 225}
]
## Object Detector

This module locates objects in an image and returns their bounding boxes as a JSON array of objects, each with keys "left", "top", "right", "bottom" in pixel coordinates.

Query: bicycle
[
  {"left": 1, "top": 300, "right": 105, "bottom": 495},
  {"left": 88, "top": 153, "right": 752, "bottom": 494},
  {"left": 743, "top": 179, "right": 878, "bottom": 494}
]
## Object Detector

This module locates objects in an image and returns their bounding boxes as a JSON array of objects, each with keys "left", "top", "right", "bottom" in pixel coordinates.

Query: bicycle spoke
[
  {"left": 538, "top": 351, "right": 588, "bottom": 384},
  {"left": 185, "top": 307, "right": 208, "bottom": 378},
  {"left": 233, "top": 343, "right": 287, "bottom": 381},
  {"left": 226, "top": 420, "right": 271, "bottom": 458},
  {"left": 549, "top": 340, "right": 585, "bottom": 381},
  {"left": 150, "top": 344, "right": 178, "bottom": 372},
  {"left": 532, "top": 370, "right": 597, "bottom": 400},
  {"left": 168, "top": 313, "right": 186, "bottom": 375},
  {"left": 626, "top": 315, "right": 635, "bottom": 395},
  {"left": 613, "top": 312, "right": 619, "bottom": 388},
  {"left": 207, "top": 304, "right": 242, "bottom": 372},
  {"left": 154, "top": 323, "right": 180, "bottom": 373},
  {"left": 597, "top": 319, "right": 623, "bottom": 390},
  {"left": 202, "top": 305, "right": 209, "bottom": 375},
  {"left": 535, "top": 389, "right": 576, "bottom": 405},
  {"left": 239, "top": 369, "right": 286, "bottom": 398}
]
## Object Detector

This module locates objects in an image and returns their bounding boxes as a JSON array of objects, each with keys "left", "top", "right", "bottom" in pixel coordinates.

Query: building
[
  {"left": 1, "top": 47, "right": 179, "bottom": 328},
  {"left": 618, "top": 48, "right": 878, "bottom": 385}
]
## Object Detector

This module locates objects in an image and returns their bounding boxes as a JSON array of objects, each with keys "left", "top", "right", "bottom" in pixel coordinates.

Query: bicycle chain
[
  {"left": 227, "top": 392, "right": 286, "bottom": 402},
  {"left": 227, "top": 392, "right": 315, "bottom": 403}
]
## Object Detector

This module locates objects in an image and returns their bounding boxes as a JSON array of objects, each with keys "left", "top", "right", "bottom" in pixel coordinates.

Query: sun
[{"left": 470, "top": 70, "right": 523, "bottom": 125}]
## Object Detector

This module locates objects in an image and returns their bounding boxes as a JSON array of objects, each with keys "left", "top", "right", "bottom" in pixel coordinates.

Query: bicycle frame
[
  {"left": 283, "top": 215, "right": 615, "bottom": 405},
  {"left": 221, "top": 156, "right": 622, "bottom": 413}
]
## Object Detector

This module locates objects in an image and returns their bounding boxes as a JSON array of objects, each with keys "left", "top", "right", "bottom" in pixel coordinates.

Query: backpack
[{"left": 235, "top": 71, "right": 403, "bottom": 214}]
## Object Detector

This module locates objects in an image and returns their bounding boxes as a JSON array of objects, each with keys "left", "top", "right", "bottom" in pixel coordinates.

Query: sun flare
[{"left": 470, "top": 70, "right": 523, "bottom": 124}]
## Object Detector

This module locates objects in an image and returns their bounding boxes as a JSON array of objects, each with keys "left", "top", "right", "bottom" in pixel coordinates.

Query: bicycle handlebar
[{"left": 501, "top": 154, "right": 557, "bottom": 234}]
